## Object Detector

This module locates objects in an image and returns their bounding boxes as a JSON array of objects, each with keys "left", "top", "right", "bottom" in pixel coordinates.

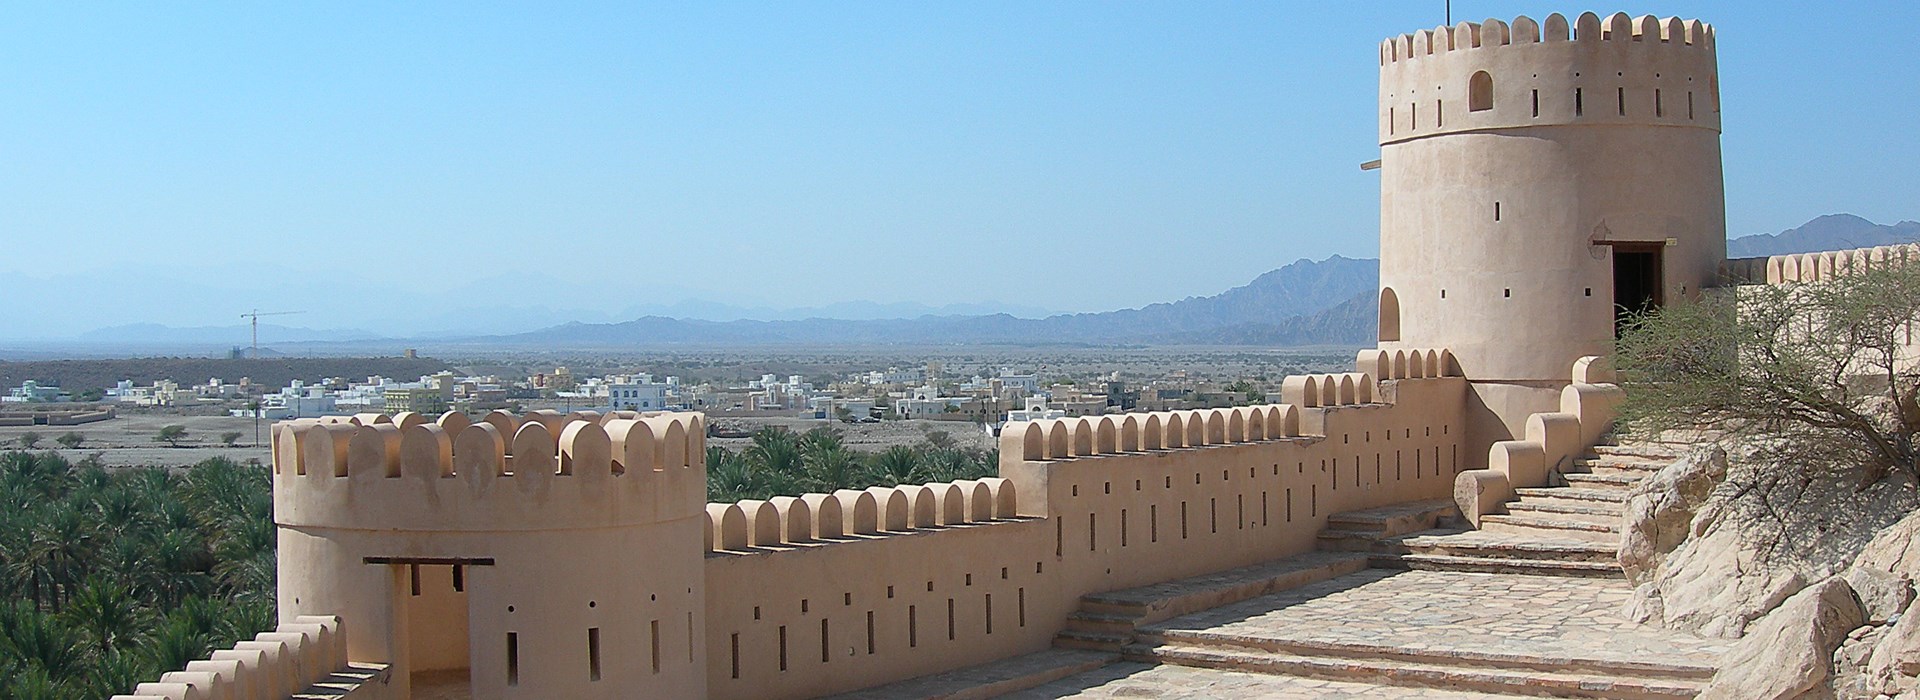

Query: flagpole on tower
[{"left": 1446, "top": 0, "right": 1452, "bottom": 25}]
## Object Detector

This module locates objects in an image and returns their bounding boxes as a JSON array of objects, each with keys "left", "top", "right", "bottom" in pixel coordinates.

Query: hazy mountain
[
  {"left": 1727, "top": 214, "right": 1920, "bottom": 258},
  {"left": 76, "top": 323, "right": 385, "bottom": 345},
  {"left": 487, "top": 256, "right": 1379, "bottom": 347}
]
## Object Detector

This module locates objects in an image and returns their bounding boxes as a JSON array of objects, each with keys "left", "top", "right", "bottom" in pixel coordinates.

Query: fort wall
[{"left": 695, "top": 354, "right": 1467, "bottom": 698}]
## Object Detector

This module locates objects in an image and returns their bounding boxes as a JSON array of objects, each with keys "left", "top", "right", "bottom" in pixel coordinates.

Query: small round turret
[{"left": 274, "top": 409, "right": 710, "bottom": 698}]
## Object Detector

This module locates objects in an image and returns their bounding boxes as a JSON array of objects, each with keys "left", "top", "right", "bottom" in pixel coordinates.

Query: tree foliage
[
  {"left": 706, "top": 427, "right": 997, "bottom": 502},
  {"left": 154, "top": 426, "right": 187, "bottom": 447},
  {"left": 1616, "top": 261, "right": 1920, "bottom": 484},
  {"left": 0, "top": 451, "right": 274, "bottom": 698}
]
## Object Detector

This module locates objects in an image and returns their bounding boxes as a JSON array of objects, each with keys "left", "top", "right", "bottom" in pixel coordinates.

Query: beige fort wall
[
  {"left": 1376, "top": 12, "right": 1724, "bottom": 459},
  {"left": 117, "top": 349, "right": 1500, "bottom": 700},
  {"left": 698, "top": 349, "right": 1467, "bottom": 699}
]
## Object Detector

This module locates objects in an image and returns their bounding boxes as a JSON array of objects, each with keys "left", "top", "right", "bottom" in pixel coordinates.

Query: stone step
[
  {"left": 1321, "top": 499, "right": 1459, "bottom": 538},
  {"left": 1374, "top": 553, "right": 1624, "bottom": 578},
  {"left": 291, "top": 663, "right": 392, "bottom": 700},
  {"left": 1393, "top": 529, "right": 1620, "bottom": 563},
  {"left": 1062, "top": 610, "right": 1136, "bottom": 636},
  {"left": 1573, "top": 455, "right": 1671, "bottom": 473},
  {"left": 1126, "top": 642, "right": 1700, "bottom": 698},
  {"left": 1075, "top": 552, "right": 1369, "bottom": 624},
  {"left": 1514, "top": 487, "right": 1629, "bottom": 504},
  {"left": 1506, "top": 499, "right": 1624, "bottom": 519},
  {"left": 1054, "top": 628, "right": 1133, "bottom": 652},
  {"left": 822, "top": 648, "right": 1117, "bottom": 700},
  {"left": 1560, "top": 472, "right": 1645, "bottom": 491},
  {"left": 1139, "top": 628, "right": 1716, "bottom": 681},
  {"left": 1593, "top": 444, "right": 1686, "bottom": 460},
  {"left": 1479, "top": 514, "right": 1621, "bottom": 544}
]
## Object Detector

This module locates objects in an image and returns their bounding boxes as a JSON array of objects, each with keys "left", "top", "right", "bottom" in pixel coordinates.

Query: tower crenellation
[
  {"left": 1380, "top": 13, "right": 1718, "bottom": 144},
  {"left": 273, "top": 410, "right": 708, "bottom": 532}
]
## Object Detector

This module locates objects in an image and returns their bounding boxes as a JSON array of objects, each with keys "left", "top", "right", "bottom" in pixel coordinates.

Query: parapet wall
[
  {"left": 1723, "top": 242, "right": 1920, "bottom": 285},
  {"left": 696, "top": 350, "right": 1470, "bottom": 699},
  {"left": 111, "top": 616, "right": 369, "bottom": 700},
  {"left": 272, "top": 408, "right": 706, "bottom": 531},
  {"left": 1380, "top": 12, "right": 1719, "bottom": 144}
]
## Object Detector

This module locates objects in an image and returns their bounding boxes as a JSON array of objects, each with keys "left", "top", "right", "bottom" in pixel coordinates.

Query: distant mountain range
[
  {"left": 1727, "top": 214, "right": 1920, "bottom": 258},
  {"left": 483, "top": 255, "right": 1382, "bottom": 347},
  {"left": 46, "top": 214, "right": 1916, "bottom": 351}
]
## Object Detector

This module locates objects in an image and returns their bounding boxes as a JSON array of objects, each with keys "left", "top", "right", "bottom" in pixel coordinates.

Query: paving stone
[
  {"left": 1140, "top": 569, "right": 1725, "bottom": 675},
  {"left": 999, "top": 662, "right": 1520, "bottom": 699}
]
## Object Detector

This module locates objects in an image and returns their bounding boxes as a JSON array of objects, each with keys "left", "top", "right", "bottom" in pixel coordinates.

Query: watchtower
[
  {"left": 272, "top": 409, "right": 709, "bottom": 699},
  {"left": 1374, "top": 12, "right": 1725, "bottom": 455}
]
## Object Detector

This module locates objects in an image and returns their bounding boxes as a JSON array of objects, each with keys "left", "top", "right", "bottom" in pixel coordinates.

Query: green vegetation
[
  {"left": 220, "top": 432, "right": 244, "bottom": 447},
  {"left": 55, "top": 433, "right": 83, "bottom": 450},
  {"left": 154, "top": 425, "right": 187, "bottom": 447},
  {"left": 707, "top": 426, "right": 997, "bottom": 502},
  {"left": 1616, "top": 260, "right": 1920, "bottom": 484},
  {"left": 0, "top": 452, "right": 274, "bottom": 699},
  {"left": 17, "top": 432, "right": 44, "bottom": 450}
]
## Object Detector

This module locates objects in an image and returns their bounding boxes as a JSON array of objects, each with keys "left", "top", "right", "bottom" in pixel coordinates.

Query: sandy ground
[{"left": 0, "top": 413, "right": 271, "bottom": 468}]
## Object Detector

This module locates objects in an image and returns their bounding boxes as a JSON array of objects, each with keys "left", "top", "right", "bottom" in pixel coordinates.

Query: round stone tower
[
  {"left": 1375, "top": 12, "right": 1725, "bottom": 457},
  {"left": 272, "top": 409, "right": 709, "bottom": 700}
]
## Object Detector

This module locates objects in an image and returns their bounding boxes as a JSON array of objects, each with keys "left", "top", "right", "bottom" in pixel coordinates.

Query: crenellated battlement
[
  {"left": 1723, "top": 242, "right": 1920, "bottom": 285},
  {"left": 271, "top": 408, "right": 708, "bottom": 532},
  {"left": 1358, "top": 348, "right": 1459, "bottom": 381},
  {"left": 1378, "top": 12, "right": 1720, "bottom": 144},
  {"left": 704, "top": 478, "right": 1020, "bottom": 552},
  {"left": 1001, "top": 405, "right": 1305, "bottom": 465},
  {"left": 1382, "top": 12, "right": 1713, "bottom": 65}
]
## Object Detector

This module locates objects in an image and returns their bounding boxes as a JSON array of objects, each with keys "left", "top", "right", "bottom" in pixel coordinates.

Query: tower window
[
  {"left": 1618, "top": 87, "right": 1627, "bottom": 116},
  {"left": 1494, "top": 202, "right": 1501, "bottom": 221},
  {"left": 1655, "top": 89, "right": 1664, "bottom": 117},
  {"left": 1688, "top": 91, "right": 1695, "bottom": 119},
  {"left": 1468, "top": 71, "right": 1494, "bottom": 112},
  {"left": 1436, "top": 99, "right": 1443, "bottom": 126},
  {"left": 1504, "top": 289, "right": 1512, "bottom": 298},
  {"left": 1575, "top": 88, "right": 1584, "bottom": 116},
  {"left": 1531, "top": 89, "right": 1539, "bottom": 118}
]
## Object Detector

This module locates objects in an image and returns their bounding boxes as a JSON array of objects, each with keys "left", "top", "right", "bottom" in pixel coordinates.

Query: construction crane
[{"left": 240, "top": 310, "right": 303, "bottom": 356}]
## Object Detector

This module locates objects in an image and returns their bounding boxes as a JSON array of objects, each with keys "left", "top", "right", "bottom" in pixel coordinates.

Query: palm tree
[
  {"left": 867, "top": 446, "right": 925, "bottom": 486},
  {"left": 61, "top": 577, "right": 144, "bottom": 656}
]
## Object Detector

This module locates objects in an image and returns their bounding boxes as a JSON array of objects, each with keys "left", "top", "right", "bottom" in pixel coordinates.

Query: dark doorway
[{"left": 1612, "top": 244, "right": 1664, "bottom": 336}]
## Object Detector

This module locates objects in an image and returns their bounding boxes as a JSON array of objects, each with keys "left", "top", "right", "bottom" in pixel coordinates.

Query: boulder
[
  {"left": 1855, "top": 508, "right": 1920, "bottom": 580},
  {"left": 1846, "top": 565, "right": 1916, "bottom": 625},
  {"left": 1619, "top": 448, "right": 1726, "bottom": 583},
  {"left": 1699, "top": 576, "right": 1866, "bottom": 700},
  {"left": 1870, "top": 609, "right": 1920, "bottom": 685}
]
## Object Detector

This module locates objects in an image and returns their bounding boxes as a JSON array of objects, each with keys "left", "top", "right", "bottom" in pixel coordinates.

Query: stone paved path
[
  {"left": 1145, "top": 568, "right": 1728, "bottom": 671},
  {"left": 1000, "top": 662, "right": 1520, "bottom": 699}
]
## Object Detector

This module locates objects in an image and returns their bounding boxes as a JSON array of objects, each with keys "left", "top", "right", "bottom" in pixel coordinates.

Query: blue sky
[{"left": 0, "top": 2, "right": 1914, "bottom": 338}]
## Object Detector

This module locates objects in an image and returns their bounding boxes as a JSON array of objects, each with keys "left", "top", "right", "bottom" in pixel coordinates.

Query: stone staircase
[
  {"left": 1053, "top": 552, "right": 1370, "bottom": 652},
  {"left": 1317, "top": 440, "right": 1685, "bottom": 578}
]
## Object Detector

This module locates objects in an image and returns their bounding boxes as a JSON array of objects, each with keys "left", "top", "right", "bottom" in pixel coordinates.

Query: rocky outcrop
[
  {"left": 1619, "top": 444, "right": 1917, "bottom": 638},
  {"left": 1620, "top": 448, "right": 1726, "bottom": 583},
  {"left": 1698, "top": 576, "right": 1865, "bottom": 700}
]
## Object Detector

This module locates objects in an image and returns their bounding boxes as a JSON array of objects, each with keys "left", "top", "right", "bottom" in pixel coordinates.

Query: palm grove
[{"left": 0, "top": 453, "right": 274, "bottom": 700}]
